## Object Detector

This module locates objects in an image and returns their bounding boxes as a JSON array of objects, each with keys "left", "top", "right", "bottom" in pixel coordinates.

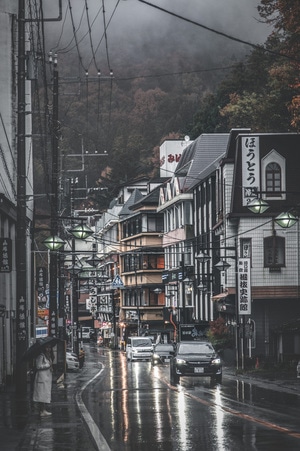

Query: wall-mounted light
[
  {"left": 274, "top": 212, "right": 298, "bottom": 228},
  {"left": 247, "top": 197, "right": 298, "bottom": 228},
  {"left": 247, "top": 198, "right": 269, "bottom": 214}
]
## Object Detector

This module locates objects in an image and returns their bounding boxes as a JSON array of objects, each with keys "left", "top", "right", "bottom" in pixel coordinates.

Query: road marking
[{"left": 76, "top": 365, "right": 111, "bottom": 451}]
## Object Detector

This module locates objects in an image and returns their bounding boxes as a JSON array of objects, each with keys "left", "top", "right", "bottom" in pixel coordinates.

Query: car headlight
[
  {"left": 176, "top": 358, "right": 186, "bottom": 365},
  {"left": 153, "top": 353, "right": 160, "bottom": 359},
  {"left": 212, "top": 358, "right": 221, "bottom": 365}
]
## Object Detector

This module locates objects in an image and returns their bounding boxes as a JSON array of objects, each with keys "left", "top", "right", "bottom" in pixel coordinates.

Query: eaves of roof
[
  {"left": 118, "top": 188, "right": 144, "bottom": 217},
  {"left": 156, "top": 192, "right": 192, "bottom": 212},
  {"left": 129, "top": 185, "right": 161, "bottom": 211},
  {"left": 175, "top": 133, "right": 229, "bottom": 192}
]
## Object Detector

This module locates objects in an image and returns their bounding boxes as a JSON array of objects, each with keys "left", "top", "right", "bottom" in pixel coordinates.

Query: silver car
[
  {"left": 66, "top": 351, "right": 79, "bottom": 372},
  {"left": 151, "top": 343, "right": 175, "bottom": 365}
]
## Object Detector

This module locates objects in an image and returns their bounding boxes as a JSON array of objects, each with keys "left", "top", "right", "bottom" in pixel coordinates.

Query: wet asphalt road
[{"left": 81, "top": 344, "right": 300, "bottom": 451}]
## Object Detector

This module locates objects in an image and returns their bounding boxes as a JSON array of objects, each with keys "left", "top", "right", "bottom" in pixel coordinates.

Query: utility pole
[
  {"left": 49, "top": 54, "right": 59, "bottom": 337},
  {"left": 15, "top": 0, "right": 63, "bottom": 394},
  {"left": 16, "top": 0, "right": 28, "bottom": 395},
  {"left": 180, "top": 253, "right": 186, "bottom": 324}
]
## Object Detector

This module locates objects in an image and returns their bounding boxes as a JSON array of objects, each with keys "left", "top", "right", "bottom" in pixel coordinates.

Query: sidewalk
[
  {"left": 0, "top": 346, "right": 101, "bottom": 451},
  {"left": 224, "top": 365, "right": 300, "bottom": 394}
]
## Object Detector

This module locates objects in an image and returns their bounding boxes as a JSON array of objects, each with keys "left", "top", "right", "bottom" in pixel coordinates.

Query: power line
[
  {"left": 66, "top": 0, "right": 87, "bottom": 71},
  {"left": 85, "top": 0, "right": 101, "bottom": 73},
  {"left": 101, "top": 0, "right": 112, "bottom": 73},
  {"left": 137, "top": 0, "right": 300, "bottom": 62}
]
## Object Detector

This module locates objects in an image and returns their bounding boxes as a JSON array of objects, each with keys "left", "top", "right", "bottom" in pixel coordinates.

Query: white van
[{"left": 126, "top": 336, "right": 153, "bottom": 361}]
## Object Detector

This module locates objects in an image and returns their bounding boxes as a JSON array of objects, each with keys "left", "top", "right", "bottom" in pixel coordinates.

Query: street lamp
[
  {"left": 247, "top": 198, "right": 270, "bottom": 214},
  {"left": 44, "top": 235, "right": 65, "bottom": 251},
  {"left": 247, "top": 197, "right": 298, "bottom": 229},
  {"left": 197, "top": 274, "right": 214, "bottom": 292},
  {"left": 69, "top": 224, "right": 94, "bottom": 240},
  {"left": 43, "top": 222, "right": 93, "bottom": 345},
  {"left": 214, "top": 259, "right": 231, "bottom": 272},
  {"left": 195, "top": 251, "right": 211, "bottom": 263},
  {"left": 274, "top": 212, "right": 298, "bottom": 228},
  {"left": 197, "top": 243, "right": 244, "bottom": 369}
]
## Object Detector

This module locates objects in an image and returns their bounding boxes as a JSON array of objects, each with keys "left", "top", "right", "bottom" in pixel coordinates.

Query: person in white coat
[{"left": 33, "top": 344, "right": 54, "bottom": 417}]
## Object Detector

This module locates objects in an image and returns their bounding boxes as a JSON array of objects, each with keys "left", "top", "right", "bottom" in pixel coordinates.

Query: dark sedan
[
  {"left": 170, "top": 340, "right": 222, "bottom": 385},
  {"left": 151, "top": 343, "right": 175, "bottom": 365}
]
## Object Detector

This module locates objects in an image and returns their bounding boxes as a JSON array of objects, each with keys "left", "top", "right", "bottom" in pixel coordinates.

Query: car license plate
[
  {"left": 194, "top": 367, "right": 204, "bottom": 373},
  {"left": 165, "top": 358, "right": 170, "bottom": 362}
]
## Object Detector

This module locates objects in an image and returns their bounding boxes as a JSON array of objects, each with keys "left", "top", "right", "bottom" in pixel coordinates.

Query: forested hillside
[{"left": 33, "top": 0, "right": 300, "bottom": 214}]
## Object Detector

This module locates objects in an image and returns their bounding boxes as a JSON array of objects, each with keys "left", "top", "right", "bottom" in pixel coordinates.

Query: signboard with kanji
[
  {"left": 0, "top": 238, "right": 12, "bottom": 272},
  {"left": 241, "top": 136, "right": 260, "bottom": 206},
  {"left": 179, "top": 323, "right": 209, "bottom": 341},
  {"left": 36, "top": 267, "right": 47, "bottom": 292},
  {"left": 238, "top": 258, "right": 251, "bottom": 315}
]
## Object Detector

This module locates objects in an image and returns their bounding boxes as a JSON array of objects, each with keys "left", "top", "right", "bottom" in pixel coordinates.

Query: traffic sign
[{"left": 112, "top": 275, "right": 124, "bottom": 288}]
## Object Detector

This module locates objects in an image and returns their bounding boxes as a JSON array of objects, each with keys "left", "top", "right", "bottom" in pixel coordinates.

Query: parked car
[
  {"left": 151, "top": 343, "right": 175, "bottom": 365},
  {"left": 66, "top": 351, "right": 79, "bottom": 372},
  {"left": 126, "top": 336, "right": 153, "bottom": 361},
  {"left": 170, "top": 341, "right": 222, "bottom": 385}
]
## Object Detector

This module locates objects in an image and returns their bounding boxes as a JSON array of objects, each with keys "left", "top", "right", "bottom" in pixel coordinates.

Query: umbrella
[{"left": 22, "top": 336, "right": 61, "bottom": 362}]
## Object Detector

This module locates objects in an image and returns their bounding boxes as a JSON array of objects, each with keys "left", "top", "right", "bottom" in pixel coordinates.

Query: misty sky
[{"left": 44, "top": 0, "right": 271, "bottom": 77}]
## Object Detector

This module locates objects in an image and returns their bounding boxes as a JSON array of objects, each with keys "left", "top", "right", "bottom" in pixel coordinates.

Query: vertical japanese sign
[
  {"left": 238, "top": 258, "right": 251, "bottom": 315},
  {"left": 17, "top": 295, "right": 27, "bottom": 342},
  {"left": 242, "top": 136, "right": 260, "bottom": 206},
  {"left": 36, "top": 267, "right": 47, "bottom": 293},
  {"left": 0, "top": 238, "right": 12, "bottom": 272}
]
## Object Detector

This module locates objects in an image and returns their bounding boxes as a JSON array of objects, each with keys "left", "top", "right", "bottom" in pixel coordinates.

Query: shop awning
[{"left": 211, "top": 292, "right": 228, "bottom": 301}]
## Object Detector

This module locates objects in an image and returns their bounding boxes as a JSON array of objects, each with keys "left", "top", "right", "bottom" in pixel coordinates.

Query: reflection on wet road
[{"left": 82, "top": 346, "right": 300, "bottom": 450}]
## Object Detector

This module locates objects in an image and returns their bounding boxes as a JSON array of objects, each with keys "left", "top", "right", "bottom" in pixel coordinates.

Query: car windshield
[
  {"left": 134, "top": 339, "right": 152, "bottom": 347},
  {"left": 178, "top": 342, "right": 214, "bottom": 354},
  {"left": 155, "top": 345, "right": 173, "bottom": 352}
]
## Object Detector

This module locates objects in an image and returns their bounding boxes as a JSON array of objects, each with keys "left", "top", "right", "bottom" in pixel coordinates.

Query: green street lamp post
[{"left": 43, "top": 223, "right": 93, "bottom": 346}]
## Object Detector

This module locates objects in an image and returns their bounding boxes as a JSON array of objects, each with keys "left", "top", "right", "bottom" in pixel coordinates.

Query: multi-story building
[
  {"left": 157, "top": 133, "right": 230, "bottom": 328},
  {"left": 92, "top": 131, "right": 300, "bottom": 363},
  {"left": 118, "top": 185, "right": 166, "bottom": 341},
  {"left": 225, "top": 132, "right": 300, "bottom": 362},
  {"left": 0, "top": 2, "right": 34, "bottom": 385},
  {"left": 158, "top": 130, "right": 300, "bottom": 364}
]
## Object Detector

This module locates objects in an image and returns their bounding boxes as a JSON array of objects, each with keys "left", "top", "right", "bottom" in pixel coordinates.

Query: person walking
[
  {"left": 33, "top": 344, "right": 54, "bottom": 417},
  {"left": 79, "top": 347, "right": 85, "bottom": 369}
]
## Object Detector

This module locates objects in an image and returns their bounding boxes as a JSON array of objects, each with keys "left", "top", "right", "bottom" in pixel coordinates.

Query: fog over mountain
[
  {"left": 34, "top": 0, "right": 272, "bottom": 202},
  {"left": 43, "top": 0, "right": 270, "bottom": 77}
]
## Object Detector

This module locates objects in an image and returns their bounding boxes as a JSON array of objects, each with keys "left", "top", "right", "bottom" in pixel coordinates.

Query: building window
[
  {"left": 261, "top": 150, "right": 286, "bottom": 200},
  {"left": 264, "top": 235, "right": 285, "bottom": 268},
  {"left": 266, "top": 162, "right": 281, "bottom": 195},
  {"left": 147, "top": 214, "right": 163, "bottom": 232}
]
